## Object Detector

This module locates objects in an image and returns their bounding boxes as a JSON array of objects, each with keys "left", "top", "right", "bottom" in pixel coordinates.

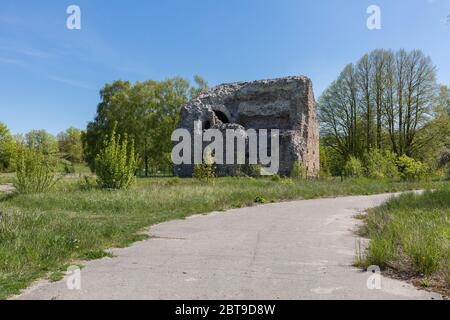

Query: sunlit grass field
[
  {"left": 359, "top": 188, "right": 450, "bottom": 295},
  {"left": 0, "top": 175, "right": 448, "bottom": 299}
]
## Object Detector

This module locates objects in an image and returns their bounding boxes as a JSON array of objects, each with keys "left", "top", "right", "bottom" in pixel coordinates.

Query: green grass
[
  {"left": 359, "top": 188, "right": 450, "bottom": 293},
  {"left": 0, "top": 176, "right": 448, "bottom": 299},
  {"left": 0, "top": 173, "right": 14, "bottom": 184}
]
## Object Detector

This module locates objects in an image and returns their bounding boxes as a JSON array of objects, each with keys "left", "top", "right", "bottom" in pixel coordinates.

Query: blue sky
[{"left": 1, "top": 0, "right": 449, "bottom": 135}]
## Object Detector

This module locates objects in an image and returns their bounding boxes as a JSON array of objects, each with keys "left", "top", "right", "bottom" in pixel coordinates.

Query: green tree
[
  {"left": 319, "top": 49, "right": 437, "bottom": 173},
  {"left": 434, "top": 85, "right": 450, "bottom": 116},
  {"left": 25, "top": 130, "right": 59, "bottom": 156},
  {"left": 58, "top": 127, "right": 84, "bottom": 163},
  {"left": 0, "top": 122, "right": 16, "bottom": 172},
  {"left": 84, "top": 76, "right": 207, "bottom": 175}
]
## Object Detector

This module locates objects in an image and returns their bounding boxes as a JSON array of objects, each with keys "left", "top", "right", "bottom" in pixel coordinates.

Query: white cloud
[{"left": 47, "top": 75, "right": 93, "bottom": 90}]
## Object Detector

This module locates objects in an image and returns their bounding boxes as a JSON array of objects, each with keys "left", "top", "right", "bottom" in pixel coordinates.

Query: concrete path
[{"left": 17, "top": 193, "right": 442, "bottom": 300}]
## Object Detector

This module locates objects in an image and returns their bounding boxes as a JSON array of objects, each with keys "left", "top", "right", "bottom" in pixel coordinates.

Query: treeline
[
  {"left": 0, "top": 76, "right": 208, "bottom": 175},
  {"left": 0, "top": 125, "right": 84, "bottom": 173},
  {"left": 319, "top": 48, "right": 450, "bottom": 177}
]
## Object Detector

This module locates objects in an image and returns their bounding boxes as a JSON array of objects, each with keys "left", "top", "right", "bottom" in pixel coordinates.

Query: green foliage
[
  {"left": 254, "top": 195, "right": 267, "bottom": 204},
  {"left": 0, "top": 122, "right": 16, "bottom": 172},
  {"left": 362, "top": 149, "right": 399, "bottom": 179},
  {"left": 319, "top": 146, "right": 331, "bottom": 178},
  {"left": 193, "top": 163, "right": 216, "bottom": 182},
  {"left": 271, "top": 174, "right": 281, "bottom": 182},
  {"left": 95, "top": 127, "right": 137, "bottom": 189},
  {"left": 58, "top": 127, "right": 84, "bottom": 163},
  {"left": 25, "top": 129, "right": 59, "bottom": 156},
  {"left": 290, "top": 160, "right": 307, "bottom": 179},
  {"left": 413, "top": 115, "right": 450, "bottom": 169},
  {"left": 61, "top": 160, "right": 76, "bottom": 174},
  {"left": 84, "top": 76, "right": 208, "bottom": 175},
  {"left": 13, "top": 147, "right": 59, "bottom": 194},
  {"left": 396, "top": 155, "right": 428, "bottom": 181},
  {"left": 438, "top": 137, "right": 450, "bottom": 177},
  {"left": 343, "top": 156, "right": 364, "bottom": 178},
  {"left": 78, "top": 175, "right": 97, "bottom": 191},
  {"left": 243, "top": 164, "right": 262, "bottom": 177},
  {"left": 193, "top": 149, "right": 216, "bottom": 182},
  {"left": 319, "top": 49, "right": 437, "bottom": 164}
]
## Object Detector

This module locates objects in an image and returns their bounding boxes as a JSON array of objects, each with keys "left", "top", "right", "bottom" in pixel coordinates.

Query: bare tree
[{"left": 319, "top": 49, "right": 437, "bottom": 160}]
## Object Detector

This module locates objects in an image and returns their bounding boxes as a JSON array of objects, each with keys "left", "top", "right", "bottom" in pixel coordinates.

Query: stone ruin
[{"left": 174, "top": 76, "right": 320, "bottom": 177}]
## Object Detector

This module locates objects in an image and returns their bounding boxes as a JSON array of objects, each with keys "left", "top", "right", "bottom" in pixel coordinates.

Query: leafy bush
[
  {"left": 254, "top": 195, "right": 267, "bottom": 204},
  {"left": 13, "top": 147, "right": 59, "bottom": 193},
  {"left": 78, "top": 175, "right": 97, "bottom": 191},
  {"left": 290, "top": 160, "right": 307, "bottom": 179},
  {"left": 244, "top": 164, "right": 262, "bottom": 177},
  {"left": 396, "top": 155, "right": 428, "bottom": 181},
  {"left": 343, "top": 156, "right": 363, "bottom": 178},
  {"left": 62, "top": 160, "right": 76, "bottom": 174},
  {"left": 319, "top": 146, "right": 331, "bottom": 178},
  {"left": 95, "top": 127, "right": 137, "bottom": 189},
  {"left": 362, "top": 149, "right": 399, "bottom": 179},
  {"left": 271, "top": 174, "right": 281, "bottom": 182},
  {"left": 193, "top": 150, "right": 215, "bottom": 182}
]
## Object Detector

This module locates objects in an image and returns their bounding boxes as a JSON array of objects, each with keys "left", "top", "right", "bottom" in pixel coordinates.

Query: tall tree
[
  {"left": 319, "top": 48, "right": 437, "bottom": 163},
  {"left": 83, "top": 76, "right": 208, "bottom": 175}
]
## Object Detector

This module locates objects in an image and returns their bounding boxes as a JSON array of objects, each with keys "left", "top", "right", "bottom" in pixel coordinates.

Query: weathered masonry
[{"left": 174, "top": 76, "right": 319, "bottom": 177}]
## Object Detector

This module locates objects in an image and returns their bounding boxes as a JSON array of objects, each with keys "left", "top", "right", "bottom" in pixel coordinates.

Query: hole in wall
[{"left": 213, "top": 110, "right": 230, "bottom": 124}]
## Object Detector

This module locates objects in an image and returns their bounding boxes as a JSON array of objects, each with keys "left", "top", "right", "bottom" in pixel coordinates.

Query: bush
[
  {"left": 343, "top": 156, "right": 363, "bottom": 178},
  {"left": 271, "top": 174, "right": 281, "bottom": 182},
  {"left": 13, "top": 147, "right": 59, "bottom": 193},
  {"left": 244, "top": 164, "right": 262, "bottom": 177},
  {"left": 95, "top": 127, "right": 137, "bottom": 189},
  {"left": 193, "top": 150, "right": 215, "bottom": 182},
  {"left": 362, "top": 149, "right": 399, "bottom": 179},
  {"left": 396, "top": 155, "right": 428, "bottom": 181},
  {"left": 62, "top": 160, "right": 76, "bottom": 174},
  {"left": 78, "top": 175, "right": 97, "bottom": 191},
  {"left": 290, "top": 160, "right": 307, "bottom": 179}
]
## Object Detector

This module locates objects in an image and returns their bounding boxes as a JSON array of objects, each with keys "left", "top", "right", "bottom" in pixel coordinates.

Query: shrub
[
  {"left": 95, "top": 127, "right": 137, "bottom": 189},
  {"left": 362, "top": 149, "right": 399, "bottom": 179},
  {"left": 244, "top": 164, "right": 262, "bottom": 177},
  {"left": 396, "top": 155, "right": 428, "bottom": 181},
  {"left": 193, "top": 150, "right": 215, "bottom": 182},
  {"left": 271, "top": 174, "right": 281, "bottom": 182},
  {"left": 343, "top": 156, "right": 363, "bottom": 178},
  {"left": 254, "top": 195, "right": 267, "bottom": 204},
  {"left": 290, "top": 160, "right": 307, "bottom": 179},
  {"left": 13, "top": 147, "right": 59, "bottom": 193},
  {"left": 78, "top": 175, "right": 97, "bottom": 191}
]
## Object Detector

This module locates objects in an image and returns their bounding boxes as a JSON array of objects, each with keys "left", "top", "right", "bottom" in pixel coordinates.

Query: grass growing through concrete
[
  {"left": 359, "top": 188, "right": 450, "bottom": 295},
  {"left": 0, "top": 176, "right": 448, "bottom": 299}
]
